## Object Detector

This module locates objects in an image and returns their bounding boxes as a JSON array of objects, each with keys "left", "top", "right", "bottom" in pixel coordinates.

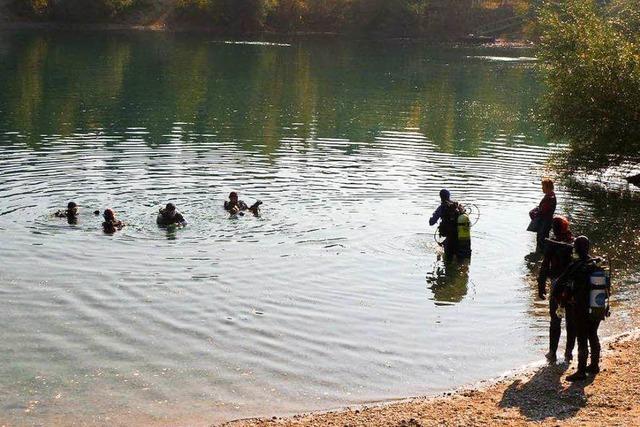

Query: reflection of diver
[
  {"left": 429, "top": 189, "right": 472, "bottom": 262},
  {"left": 426, "top": 259, "right": 470, "bottom": 305}
]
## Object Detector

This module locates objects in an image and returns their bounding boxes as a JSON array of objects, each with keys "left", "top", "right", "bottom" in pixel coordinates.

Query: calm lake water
[{"left": 1, "top": 31, "right": 639, "bottom": 426}]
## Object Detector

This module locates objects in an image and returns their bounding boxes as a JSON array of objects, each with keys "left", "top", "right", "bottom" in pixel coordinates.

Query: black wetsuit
[
  {"left": 224, "top": 200, "right": 249, "bottom": 212},
  {"left": 430, "top": 201, "right": 463, "bottom": 262},
  {"left": 538, "top": 239, "right": 575, "bottom": 357},
  {"left": 224, "top": 200, "right": 261, "bottom": 215},
  {"left": 555, "top": 257, "right": 601, "bottom": 372},
  {"left": 157, "top": 210, "right": 186, "bottom": 226},
  {"left": 103, "top": 220, "right": 123, "bottom": 234}
]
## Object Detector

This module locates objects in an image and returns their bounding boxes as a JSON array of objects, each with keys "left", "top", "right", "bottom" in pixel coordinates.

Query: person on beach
[
  {"left": 224, "top": 192, "right": 262, "bottom": 216},
  {"left": 531, "top": 178, "right": 557, "bottom": 253},
  {"left": 538, "top": 216, "right": 576, "bottom": 363},
  {"left": 54, "top": 201, "right": 79, "bottom": 224},
  {"left": 553, "top": 236, "right": 604, "bottom": 381},
  {"left": 157, "top": 203, "right": 187, "bottom": 227},
  {"left": 429, "top": 189, "right": 470, "bottom": 262},
  {"left": 102, "top": 208, "right": 125, "bottom": 234}
]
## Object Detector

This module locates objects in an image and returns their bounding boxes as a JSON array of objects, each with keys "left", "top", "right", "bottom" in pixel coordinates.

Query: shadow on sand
[{"left": 499, "top": 362, "right": 595, "bottom": 422}]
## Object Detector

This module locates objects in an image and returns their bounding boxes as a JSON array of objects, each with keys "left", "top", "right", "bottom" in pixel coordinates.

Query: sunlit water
[{"left": 0, "top": 32, "right": 639, "bottom": 426}]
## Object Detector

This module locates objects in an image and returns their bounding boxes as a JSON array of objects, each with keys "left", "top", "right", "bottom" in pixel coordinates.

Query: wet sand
[{"left": 227, "top": 328, "right": 640, "bottom": 426}]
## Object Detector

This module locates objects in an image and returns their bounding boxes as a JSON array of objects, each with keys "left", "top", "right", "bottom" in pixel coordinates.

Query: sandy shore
[{"left": 227, "top": 327, "right": 640, "bottom": 426}]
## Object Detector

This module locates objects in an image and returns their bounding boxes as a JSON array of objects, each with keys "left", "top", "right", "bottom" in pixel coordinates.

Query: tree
[{"left": 538, "top": 0, "right": 640, "bottom": 171}]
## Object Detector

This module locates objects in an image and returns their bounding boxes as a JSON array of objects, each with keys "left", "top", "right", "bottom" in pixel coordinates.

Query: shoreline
[
  {"left": 0, "top": 21, "right": 533, "bottom": 47},
  {"left": 226, "top": 323, "right": 640, "bottom": 426}
]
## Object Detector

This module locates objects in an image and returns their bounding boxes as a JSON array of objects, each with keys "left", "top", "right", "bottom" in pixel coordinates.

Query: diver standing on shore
[
  {"left": 429, "top": 189, "right": 471, "bottom": 262},
  {"left": 538, "top": 216, "right": 575, "bottom": 363},
  {"left": 553, "top": 236, "right": 610, "bottom": 381}
]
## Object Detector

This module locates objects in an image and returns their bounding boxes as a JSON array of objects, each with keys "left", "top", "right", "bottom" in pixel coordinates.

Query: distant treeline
[{"left": 9, "top": 0, "right": 531, "bottom": 37}]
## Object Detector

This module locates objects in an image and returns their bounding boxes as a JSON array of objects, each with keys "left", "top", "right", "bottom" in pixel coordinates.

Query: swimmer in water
[
  {"left": 102, "top": 208, "right": 125, "bottom": 234},
  {"left": 54, "top": 201, "right": 79, "bottom": 224},
  {"left": 224, "top": 192, "right": 262, "bottom": 216},
  {"left": 157, "top": 203, "right": 187, "bottom": 227}
]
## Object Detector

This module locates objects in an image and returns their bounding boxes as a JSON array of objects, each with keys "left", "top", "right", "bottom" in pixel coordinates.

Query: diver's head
[
  {"left": 67, "top": 201, "right": 78, "bottom": 217},
  {"left": 542, "top": 178, "right": 554, "bottom": 194},
  {"left": 574, "top": 235, "right": 590, "bottom": 260},
  {"left": 552, "top": 216, "right": 571, "bottom": 240},
  {"left": 229, "top": 192, "right": 238, "bottom": 203},
  {"left": 165, "top": 203, "right": 176, "bottom": 217},
  {"left": 439, "top": 189, "right": 451, "bottom": 202},
  {"left": 103, "top": 208, "right": 115, "bottom": 222}
]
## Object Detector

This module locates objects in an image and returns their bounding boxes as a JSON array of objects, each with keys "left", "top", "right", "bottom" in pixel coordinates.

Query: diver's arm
[
  {"left": 428, "top": 205, "right": 442, "bottom": 226},
  {"left": 176, "top": 213, "right": 187, "bottom": 226},
  {"left": 248, "top": 200, "right": 262, "bottom": 215}
]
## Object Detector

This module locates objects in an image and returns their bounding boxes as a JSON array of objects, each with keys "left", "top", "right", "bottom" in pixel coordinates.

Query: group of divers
[
  {"left": 54, "top": 178, "right": 609, "bottom": 382},
  {"left": 54, "top": 191, "right": 262, "bottom": 232}
]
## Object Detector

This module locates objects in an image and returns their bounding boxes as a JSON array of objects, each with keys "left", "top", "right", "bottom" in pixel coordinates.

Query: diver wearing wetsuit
[
  {"left": 554, "top": 236, "right": 602, "bottom": 381},
  {"left": 157, "top": 203, "right": 187, "bottom": 226},
  {"left": 536, "top": 178, "right": 557, "bottom": 253},
  {"left": 54, "top": 201, "right": 79, "bottom": 224},
  {"left": 429, "top": 189, "right": 467, "bottom": 262},
  {"left": 538, "top": 216, "right": 575, "bottom": 363},
  {"left": 102, "top": 208, "right": 125, "bottom": 234},
  {"left": 224, "top": 192, "right": 262, "bottom": 216}
]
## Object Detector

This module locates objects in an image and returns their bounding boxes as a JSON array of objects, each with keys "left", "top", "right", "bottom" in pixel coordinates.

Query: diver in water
[
  {"left": 429, "top": 189, "right": 471, "bottom": 262},
  {"left": 224, "top": 192, "right": 262, "bottom": 216},
  {"left": 54, "top": 201, "right": 79, "bottom": 224},
  {"left": 538, "top": 216, "right": 575, "bottom": 363},
  {"left": 102, "top": 208, "right": 125, "bottom": 234},
  {"left": 553, "top": 236, "right": 607, "bottom": 381},
  {"left": 157, "top": 203, "right": 187, "bottom": 227}
]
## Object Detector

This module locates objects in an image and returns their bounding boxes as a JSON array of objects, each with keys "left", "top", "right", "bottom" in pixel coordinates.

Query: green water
[{"left": 0, "top": 31, "right": 638, "bottom": 426}]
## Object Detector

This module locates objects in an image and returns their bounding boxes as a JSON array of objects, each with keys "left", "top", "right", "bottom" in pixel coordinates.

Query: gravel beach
[{"left": 227, "top": 325, "right": 640, "bottom": 426}]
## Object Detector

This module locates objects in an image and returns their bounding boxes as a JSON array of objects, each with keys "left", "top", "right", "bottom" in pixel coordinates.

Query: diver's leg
[
  {"left": 443, "top": 238, "right": 454, "bottom": 262},
  {"left": 564, "top": 305, "right": 576, "bottom": 360},
  {"left": 587, "top": 319, "right": 601, "bottom": 372},
  {"left": 548, "top": 297, "right": 560, "bottom": 361}
]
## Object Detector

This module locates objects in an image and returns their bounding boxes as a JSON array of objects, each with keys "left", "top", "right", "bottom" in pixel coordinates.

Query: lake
[{"left": 0, "top": 31, "right": 638, "bottom": 426}]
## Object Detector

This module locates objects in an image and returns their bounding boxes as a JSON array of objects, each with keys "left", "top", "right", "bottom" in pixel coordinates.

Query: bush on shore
[{"left": 538, "top": 0, "right": 640, "bottom": 171}]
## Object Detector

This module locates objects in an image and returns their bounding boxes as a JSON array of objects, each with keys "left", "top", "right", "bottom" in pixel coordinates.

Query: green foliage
[
  {"left": 538, "top": 0, "right": 640, "bottom": 170},
  {"left": 9, "top": 1, "right": 533, "bottom": 36},
  {"left": 13, "top": 0, "right": 141, "bottom": 20},
  {"left": 11, "top": 0, "right": 50, "bottom": 16}
]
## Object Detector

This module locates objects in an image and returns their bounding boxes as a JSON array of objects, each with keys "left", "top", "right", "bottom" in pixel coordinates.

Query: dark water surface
[{"left": 0, "top": 31, "right": 638, "bottom": 425}]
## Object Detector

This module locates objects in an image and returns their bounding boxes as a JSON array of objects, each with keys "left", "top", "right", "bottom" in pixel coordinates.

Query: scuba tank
[
  {"left": 589, "top": 267, "right": 611, "bottom": 321},
  {"left": 455, "top": 212, "right": 472, "bottom": 258},
  {"left": 457, "top": 213, "right": 471, "bottom": 241}
]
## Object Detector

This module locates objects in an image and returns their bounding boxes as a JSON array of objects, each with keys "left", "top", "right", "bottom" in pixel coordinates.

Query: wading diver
[
  {"left": 224, "top": 192, "right": 262, "bottom": 216},
  {"left": 102, "top": 208, "right": 125, "bottom": 234},
  {"left": 54, "top": 201, "right": 79, "bottom": 224},
  {"left": 429, "top": 189, "right": 471, "bottom": 262},
  {"left": 157, "top": 203, "right": 187, "bottom": 227}
]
